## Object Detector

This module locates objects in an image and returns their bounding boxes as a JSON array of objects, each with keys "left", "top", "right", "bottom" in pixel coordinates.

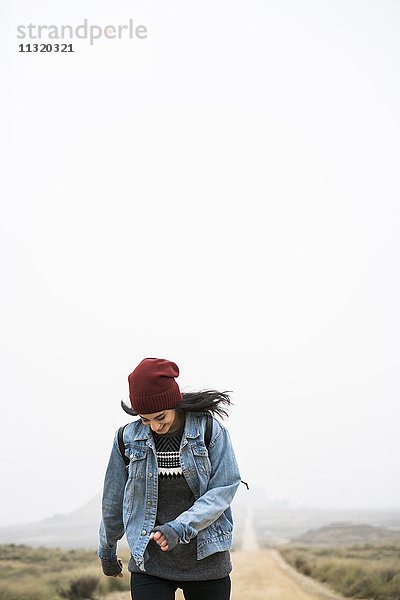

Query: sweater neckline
[{"left": 152, "top": 422, "right": 185, "bottom": 439}]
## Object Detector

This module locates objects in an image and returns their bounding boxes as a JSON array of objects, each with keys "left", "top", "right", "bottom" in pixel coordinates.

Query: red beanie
[{"left": 128, "top": 358, "right": 182, "bottom": 414}]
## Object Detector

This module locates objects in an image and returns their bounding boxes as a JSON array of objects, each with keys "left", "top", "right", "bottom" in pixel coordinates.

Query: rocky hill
[{"left": 0, "top": 493, "right": 119, "bottom": 549}]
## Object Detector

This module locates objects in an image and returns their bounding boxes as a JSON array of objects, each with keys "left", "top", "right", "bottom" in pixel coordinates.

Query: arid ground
[{"left": 106, "top": 548, "right": 347, "bottom": 600}]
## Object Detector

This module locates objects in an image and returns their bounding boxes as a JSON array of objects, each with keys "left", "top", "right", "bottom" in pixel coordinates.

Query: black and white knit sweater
[{"left": 154, "top": 428, "right": 183, "bottom": 478}]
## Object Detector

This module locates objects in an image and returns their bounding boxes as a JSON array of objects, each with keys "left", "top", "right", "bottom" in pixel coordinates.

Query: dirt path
[
  {"left": 105, "top": 549, "right": 346, "bottom": 600},
  {"left": 230, "top": 550, "right": 347, "bottom": 600},
  {"left": 242, "top": 509, "right": 260, "bottom": 551}
]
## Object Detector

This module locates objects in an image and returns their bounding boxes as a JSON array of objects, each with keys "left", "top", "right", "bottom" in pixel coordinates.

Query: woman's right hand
[{"left": 112, "top": 557, "right": 124, "bottom": 577}]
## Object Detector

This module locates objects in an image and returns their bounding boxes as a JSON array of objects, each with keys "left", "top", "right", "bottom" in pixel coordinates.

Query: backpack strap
[
  {"left": 204, "top": 413, "right": 249, "bottom": 489},
  {"left": 117, "top": 424, "right": 130, "bottom": 466},
  {"left": 204, "top": 412, "right": 213, "bottom": 449}
]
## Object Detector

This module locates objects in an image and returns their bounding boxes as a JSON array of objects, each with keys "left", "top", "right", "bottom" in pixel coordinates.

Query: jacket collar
[
  {"left": 183, "top": 411, "right": 201, "bottom": 440},
  {"left": 133, "top": 419, "right": 152, "bottom": 441}
]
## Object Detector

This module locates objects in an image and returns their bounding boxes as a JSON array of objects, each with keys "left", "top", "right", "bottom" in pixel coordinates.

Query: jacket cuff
[
  {"left": 167, "top": 519, "right": 196, "bottom": 543},
  {"left": 151, "top": 524, "right": 180, "bottom": 551},
  {"left": 98, "top": 544, "right": 117, "bottom": 560}
]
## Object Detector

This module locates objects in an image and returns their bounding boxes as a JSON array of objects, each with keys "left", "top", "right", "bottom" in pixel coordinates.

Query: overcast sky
[{"left": 1, "top": 0, "right": 399, "bottom": 527}]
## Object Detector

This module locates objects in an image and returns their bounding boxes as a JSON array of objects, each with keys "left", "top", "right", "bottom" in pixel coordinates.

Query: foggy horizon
[{"left": 3, "top": 483, "right": 400, "bottom": 531}]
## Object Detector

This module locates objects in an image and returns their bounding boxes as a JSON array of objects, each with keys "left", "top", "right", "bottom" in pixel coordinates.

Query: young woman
[{"left": 98, "top": 357, "right": 242, "bottom": 600}]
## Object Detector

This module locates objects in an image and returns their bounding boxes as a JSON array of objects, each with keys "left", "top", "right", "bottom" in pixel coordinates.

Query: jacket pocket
[
  {"left": 127, "top": 447, "right": 147, "bottom": 480},
  {"left": 192, "top": 444, "right": 211, "bottom": 477},
  {"left": 207, "top": 511, "right": 233, "bottom": 539}
]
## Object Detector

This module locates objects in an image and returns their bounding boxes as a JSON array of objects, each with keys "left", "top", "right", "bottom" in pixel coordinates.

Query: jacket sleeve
[
  {"left": 166, "top": 422, "right": 241, "bottom": 543},
  {"left": 98, "top": 432, "right": 128, "bottom": 560}
]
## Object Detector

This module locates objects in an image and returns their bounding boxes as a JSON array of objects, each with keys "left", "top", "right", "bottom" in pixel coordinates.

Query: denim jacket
[{"left": 98, "top": 411, "right": 241, "bottom": 571}]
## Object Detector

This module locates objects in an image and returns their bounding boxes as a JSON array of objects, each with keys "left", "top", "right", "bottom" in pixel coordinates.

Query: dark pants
[{"left": 130, "top": 572, "right": 231, "bottom": 600}]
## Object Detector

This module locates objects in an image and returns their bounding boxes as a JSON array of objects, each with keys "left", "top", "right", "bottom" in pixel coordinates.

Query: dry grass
[
  {"left": 0, "top": 545, "right": 130, "bottom": 600},
  {"left": 0, "top": 545, "right": 356, "bottom": 600},
  {"left": 279, "top": 543, "right": 400, "bottom": 600}
]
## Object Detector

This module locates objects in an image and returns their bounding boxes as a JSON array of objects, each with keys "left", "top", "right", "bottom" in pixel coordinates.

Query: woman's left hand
[
  {"left": 112, "top": 558, "right": 124, "bottom": 577},
  {"left": 149, "top": 530, "right": 169, "bottom": 551}
]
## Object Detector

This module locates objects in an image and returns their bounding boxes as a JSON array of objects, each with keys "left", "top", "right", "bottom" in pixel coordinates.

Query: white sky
[{"left": 1, "top": 0, "right": 399, "bottom": 527}]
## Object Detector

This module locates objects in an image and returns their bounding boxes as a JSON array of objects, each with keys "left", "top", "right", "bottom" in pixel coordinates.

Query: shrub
[
  {"left": 387, "top": 573, "right": 400, "bottom": 600},
  {"left": 294, "top": 556, "right": 312, "bottom": 576},
  {"left": 59, "top": 576, "right": 99, "bottom": 600}
]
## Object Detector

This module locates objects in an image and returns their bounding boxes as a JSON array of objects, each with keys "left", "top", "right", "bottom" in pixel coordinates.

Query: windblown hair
[{"left": 121, "top": 390, "right": 232, "bottom": 419}]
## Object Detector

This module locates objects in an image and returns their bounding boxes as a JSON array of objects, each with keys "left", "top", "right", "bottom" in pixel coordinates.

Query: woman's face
[{"left": 138, "top": 409, "right": 182, "bottom": 434}]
